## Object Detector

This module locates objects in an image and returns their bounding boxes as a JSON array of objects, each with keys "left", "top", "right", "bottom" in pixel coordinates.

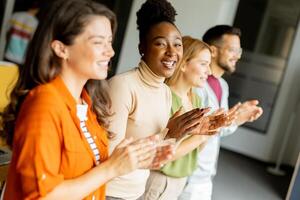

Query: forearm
[
  {"left": 42, "top": 160, "right": 117, "bottom": 200},
  {"left": 170, "top": 135, "right": 207, "bottom": 161}
]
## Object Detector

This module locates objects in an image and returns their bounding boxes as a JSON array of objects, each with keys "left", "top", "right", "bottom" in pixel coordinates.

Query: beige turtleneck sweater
[{"left": 106, "top": 61, "right": 172, "bottom": 200}]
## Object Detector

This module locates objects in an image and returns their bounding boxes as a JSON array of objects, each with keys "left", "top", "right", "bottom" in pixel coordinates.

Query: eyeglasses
[{"left": 214, "top": 45, "right": 243, "bottom": 56}]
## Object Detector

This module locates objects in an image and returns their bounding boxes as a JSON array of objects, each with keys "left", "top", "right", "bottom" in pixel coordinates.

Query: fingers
[
  {"left": 208, "top": 113, "right": 229, "bottom": 130},
  {"left": 228, "top": 102, "right": 241, "bottom": 116},
  {"left": 167, "top": 108, "right": 211, "bottom": 139},
  {"left": 131, "top": 134, "right": 160, "bottom": 145},
  {"left": 170, "top": 106, "right": 184, "bottom": 120},
  {"left": 249, "top": 107, "right": 263, "bottom": 122},
  {"left": 121, "top": 137, "right": 157, "bottom": 170},
  {"left": 189, "top": 117, "right": 209, "bottom": 135},
  {"left": 185, "top": 122, "right": 201, "bottom": 135},
  {"left": 244, "top": 100, "right": 259, "bottom": 106},
  {"left": 180, "top": 108, "right": 203, "bottom": 122},
  {"left": 181, "top": 109, "right": 207, "bottom": 128},
  {"left": 149, "top": 145, "right": 174, "bottom": 169},
  {"left": 207, "top": 128, "right": 220, "bottom": 135},
  {"left": 212, "top": 108, "right": 224, "bottom": 115},
  {"left": 116, "top": 137, "right": 134, "bottom": 148},
  {"left": 201, "top": 107, "right": 211, "bottom": 114},
  {"left": 128, "top": 138, "right": 157, "bottom": 153},
  {"left": 136, "top": 148, "right": 157, "bottom": 167}
]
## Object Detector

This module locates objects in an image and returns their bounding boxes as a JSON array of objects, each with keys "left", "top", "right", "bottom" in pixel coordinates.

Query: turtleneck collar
[{"left": 137, "top": 60, "right": 165, "bottom": 88}]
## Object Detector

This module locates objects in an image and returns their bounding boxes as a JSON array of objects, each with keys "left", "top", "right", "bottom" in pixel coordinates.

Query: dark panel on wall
[
  {"left": 96, "top": 0, "right": 133, "bottom": 77},
  {"left": 233, "top": 0, "right": 267, "bottom": 51}
]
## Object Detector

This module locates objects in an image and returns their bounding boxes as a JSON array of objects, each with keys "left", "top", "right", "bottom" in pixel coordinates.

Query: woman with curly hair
[{"left": 106, "top": 0, "right": 206, "bottom": 200}]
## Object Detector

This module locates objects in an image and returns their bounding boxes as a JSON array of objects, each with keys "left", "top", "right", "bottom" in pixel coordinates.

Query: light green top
[{"left": 160, "top": 89, "right": 202, "bottom": 178}]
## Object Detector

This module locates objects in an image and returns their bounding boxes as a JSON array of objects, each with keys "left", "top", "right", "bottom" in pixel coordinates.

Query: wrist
[{"left": 100, "top": 159, "right": 120, "bottom": 181}]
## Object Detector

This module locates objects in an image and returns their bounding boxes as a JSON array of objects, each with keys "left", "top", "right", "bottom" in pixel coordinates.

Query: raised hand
[
  {"left": 166, "top": 108, "right": 207, "bottom": 140},
  {"left": 235, "top": 100, "right": 263, "bottom": 126},
  {"left": 148, "top": 139, "right": 175, "bottom": 169},
  {"left": 107, "top": 135, "right": 159, "bottom": 177},
  {"left": 200, "top": 104, "right": 240, "bottom": 135},
  {"left": 225, "top": 102, "right": 241, "bottom": 125},
  {"left": 188, "top": 108, "right": 211, "bottom": 135}
]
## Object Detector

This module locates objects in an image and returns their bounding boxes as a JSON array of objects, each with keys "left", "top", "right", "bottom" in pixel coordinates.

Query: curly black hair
[{"left": 136, "top": 0, "right": 177, "bottom": 42}]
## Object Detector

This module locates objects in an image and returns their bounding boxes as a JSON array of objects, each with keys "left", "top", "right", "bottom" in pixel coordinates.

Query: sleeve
[
  {"left": 219, "top": 79, "right": 238, "bottom": 137},
  {"left": 107, "top": 76, "right": 133, "bottom": 153},
  {"left": 14, "top": 94, "right": 64, "bottom": 198},
  {"left": 219, "top": 124, "right": 238, "bottom": 137}
]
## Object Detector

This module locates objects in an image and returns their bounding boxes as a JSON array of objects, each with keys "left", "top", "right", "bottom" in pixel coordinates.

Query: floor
[{"left": 212, "top": 149, "right": 293, "bottom": 200}]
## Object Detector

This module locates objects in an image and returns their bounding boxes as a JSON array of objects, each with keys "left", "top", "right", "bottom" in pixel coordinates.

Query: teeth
[
  {"left": 162, "top": 61, "right": 175, "bottom": 68},
  {"left": 97, "top": 61, "right": 109, "bottom": 66}
]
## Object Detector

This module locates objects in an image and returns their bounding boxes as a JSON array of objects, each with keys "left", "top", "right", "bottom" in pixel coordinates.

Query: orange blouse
[{"left": 4, "top": 77, "right": 109, "bottom": 200}]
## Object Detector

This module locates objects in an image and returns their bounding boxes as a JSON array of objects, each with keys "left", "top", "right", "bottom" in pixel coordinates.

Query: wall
[
  {"left": 116, "top": 0, "right": 239, "bottom": 73},
  {"left": 0, "top": 0, "right": 15, "bottom": 60}
]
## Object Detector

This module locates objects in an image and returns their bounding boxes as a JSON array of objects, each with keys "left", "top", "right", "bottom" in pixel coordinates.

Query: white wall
[{"left": 116, "top": 0, "right": 239, "bottom": 73}]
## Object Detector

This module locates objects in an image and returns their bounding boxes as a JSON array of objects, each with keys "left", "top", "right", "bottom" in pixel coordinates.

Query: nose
[
  {"left": 207, "top": 65, "right": 212, "bottom": 75},
  {"left": 166, "top": 44, "right": 178, "bottom": 57},
  {"left": 104, "top": 43, "right": 115, "bottom": 58},
  {"left": 234, "top": 48, "right": 242, "bottom": 59},
  {"left": 233, "top": 53, "right": 241, "bottom": 61}
]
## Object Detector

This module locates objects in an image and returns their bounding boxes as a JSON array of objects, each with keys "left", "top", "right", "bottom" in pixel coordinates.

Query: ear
[
  {"left": 180, "top": 63, "right": 187, "bottom": 72},
  {"left": 210, "top": 45, "right": 218, "bottom": 59},
  {"left": 138, "top": 43, "right": 145, "bottom": 57},
  {"left": 51, "top": 40, "right": 69, "bottom": 60}
]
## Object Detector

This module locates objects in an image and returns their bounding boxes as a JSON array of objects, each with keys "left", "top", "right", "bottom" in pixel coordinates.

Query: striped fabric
[{"left": 77, "top": 104, "right": 100, "bottom": 165}]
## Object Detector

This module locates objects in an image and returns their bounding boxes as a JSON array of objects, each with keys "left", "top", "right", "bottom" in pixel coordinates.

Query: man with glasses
[{"left": 179, "top": 25, "right": 263, "bottom": 200}]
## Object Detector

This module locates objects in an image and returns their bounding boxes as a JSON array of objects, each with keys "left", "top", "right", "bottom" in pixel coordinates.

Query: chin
[
  {"left": 227, "top": 67, "right": 236, "bottom": 74},
  {"left": 162, "top": 69, "right": 175, "bottom": 78},
  {"left": 196, "top": 82, "right": 205, "bottom": 88},
  {"left": 94, "top": 73, "right": 108, "bottom": 80}
]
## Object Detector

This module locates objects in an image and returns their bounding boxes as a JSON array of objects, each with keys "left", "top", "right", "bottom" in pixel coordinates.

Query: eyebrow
[
  {"left": 87, "top": 35, "right": 112, "bottom": 40},
  {"left": 152, "top": 36, "right": 182, "bottom": 41}
]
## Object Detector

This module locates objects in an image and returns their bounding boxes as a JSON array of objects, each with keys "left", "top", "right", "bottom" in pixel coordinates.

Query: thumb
[
  {"left": 212, "top": 108, "right": 224, "bottom": 115},
  {"left": 116, "top": 137, "right": 134, "bottom": 148},
  {"left": 245, "top": 100, "right": 259, "bottom": 106},
  {"left": 228, "top": 102, "right": 241, "bottom": 115}
]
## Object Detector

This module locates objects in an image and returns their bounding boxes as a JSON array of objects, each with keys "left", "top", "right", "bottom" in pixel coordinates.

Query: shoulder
[
  {"left": 22, "top": 83, "right": 63, "bottom": 113},
  {"left": 16, "top": 84, "right": 64, "bottom": 136},
  {"left": 219, "top": 78, "right": 229, "bottom": 89},
  {"left": 108, "top": 68, "right": 142, "bottom": 97},
  {"left": 109, "top": 68, "right": 139, "bottom": 88}
]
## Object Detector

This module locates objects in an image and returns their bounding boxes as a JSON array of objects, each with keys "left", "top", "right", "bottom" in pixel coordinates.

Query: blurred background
[{"left": 0, "top": 0, "right": 300, "bottom": 199}]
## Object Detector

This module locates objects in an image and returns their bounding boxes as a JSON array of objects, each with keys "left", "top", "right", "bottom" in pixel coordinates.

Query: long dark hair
[{"left": 1, "top": 0, "right": 117, "bottom": 147}]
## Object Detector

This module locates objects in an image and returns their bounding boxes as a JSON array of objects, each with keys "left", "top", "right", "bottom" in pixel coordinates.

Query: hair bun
[{"left": 136, "top": 0, "right": 177, "bottom": 40}]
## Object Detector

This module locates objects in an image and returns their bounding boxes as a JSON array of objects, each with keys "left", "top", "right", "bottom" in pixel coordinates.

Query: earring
[{"left": 140, "top": 52, "right": 144, "bottom": 57}]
